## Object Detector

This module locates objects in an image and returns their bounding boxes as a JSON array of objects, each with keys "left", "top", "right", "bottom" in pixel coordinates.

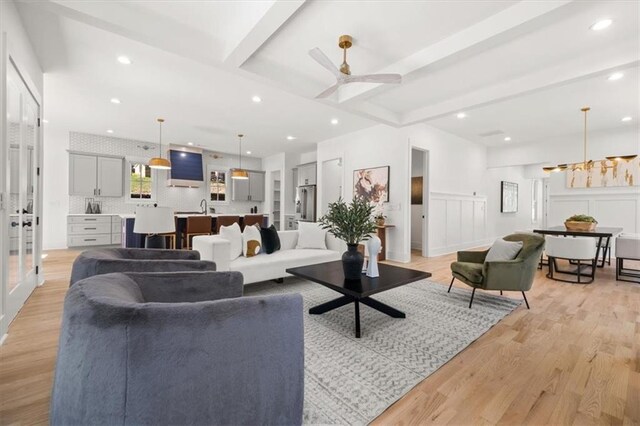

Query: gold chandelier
[
  {"left": 149, "top": 118, "right": 171, "bottom": 170},
  {"left": 543, "top": 107, "right": 637, "bottom": 173},
  {"left": 231, "top": 134, "right": 249, "bottom": 180}
]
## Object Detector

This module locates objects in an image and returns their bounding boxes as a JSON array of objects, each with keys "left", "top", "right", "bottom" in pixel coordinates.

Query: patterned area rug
[{"left": 244, "top": 278, "right": 521, "bottom": 425}]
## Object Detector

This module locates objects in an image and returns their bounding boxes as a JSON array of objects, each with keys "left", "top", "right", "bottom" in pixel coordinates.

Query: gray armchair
[
  {"left": 51, "top": 271, "right": 304, "bottom": 426},
  {"left": 70, "top": 248, "right": 216, "bottom": 286},
  {"left": 449, "top": 233, "right": 545, "bottom": 308}
]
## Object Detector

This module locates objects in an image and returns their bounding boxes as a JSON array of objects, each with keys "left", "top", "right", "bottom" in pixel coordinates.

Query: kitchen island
[{"left": 119, "top": 213, "right": 268, "bottom": 249}]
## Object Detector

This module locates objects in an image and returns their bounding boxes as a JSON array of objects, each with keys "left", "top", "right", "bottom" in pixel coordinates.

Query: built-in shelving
[{"left": 272, "top": 172, "right": 281, "bottom": 230}]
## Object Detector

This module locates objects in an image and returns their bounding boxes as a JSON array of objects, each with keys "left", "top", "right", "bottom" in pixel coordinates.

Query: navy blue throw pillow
[{"left": 260, "top": 225, "right": 281, "bottom": 254}]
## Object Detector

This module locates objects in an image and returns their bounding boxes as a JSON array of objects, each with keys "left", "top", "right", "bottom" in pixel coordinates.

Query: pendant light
[
  {"left": 149, "top": 118, "right": 171, "bottom": 170},
  {"left": 543, "top": 107, "right": 638, "bottom": 172},
  {"left": 231, "top": 134, "right": 249, "bottom": 179}
]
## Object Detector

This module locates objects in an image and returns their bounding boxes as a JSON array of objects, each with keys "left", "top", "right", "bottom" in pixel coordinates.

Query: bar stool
[
  {"left": 215, "top": 215, "right": 240, "bottom": 234},
  {"left": 242, "top": 214, "right": 264, "bottom": 231},
  {"left": 182, "top": 216, "right": 212, "bottom": 250},
  {"left": 545, "top": 236, "right": 597, "bottom": 284},
  {"left": 615, "top": 233, "right": 640, "bottom": 283}
]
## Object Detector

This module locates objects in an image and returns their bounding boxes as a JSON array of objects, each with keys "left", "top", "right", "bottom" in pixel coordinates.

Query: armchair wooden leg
[
  {"left": 522, "top": 291, "right": 530, "bottom": 309},
  {"left": 500, "top": 290, "right": 503, "bottom": 295},
  {"left": 448, "top": 277, "right": 455, "bottom": 293},
  {"left": 468, "top": 287, "right": 476, "bottom": 309}
]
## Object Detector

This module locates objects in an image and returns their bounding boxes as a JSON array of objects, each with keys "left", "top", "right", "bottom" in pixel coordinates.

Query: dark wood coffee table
[{"left": 286, "top": 261, "right": 431, "bottom": 338}]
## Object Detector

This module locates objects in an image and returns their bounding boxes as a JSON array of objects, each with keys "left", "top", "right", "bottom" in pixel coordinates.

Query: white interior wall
[
  {"left": 407, "top": 124, "right": 490, "bottom": 257},
  {"left": 316, "top": 123, "right": 490, "bottom": 262},
  {"left": 488, "top": 128, "right": 640, "bottom": 239}
]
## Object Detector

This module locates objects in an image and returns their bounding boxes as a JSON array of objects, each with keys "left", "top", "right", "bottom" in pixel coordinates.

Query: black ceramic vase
[{"left": 342, "top": 244, "right": 364, "bottom": 281}]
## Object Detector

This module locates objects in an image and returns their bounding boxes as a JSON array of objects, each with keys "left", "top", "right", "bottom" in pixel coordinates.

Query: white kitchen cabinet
[
  {"left": 97, "top": 156, "right": 124, "bottom": 197},
  {"left": 67, "top": 215, "right": 122, "bottom": 247},
  {"left": 248, "top": 171, "right": 265, "bottom": 201},
  {"left": 69, "top": 153, "right": 123, "bottom": 197},
  {"left": 297, "top": 163, "right": 317, "bottom": 186},
  {"left": 231, "top": 170, "right": 265, "bottom": 201}
]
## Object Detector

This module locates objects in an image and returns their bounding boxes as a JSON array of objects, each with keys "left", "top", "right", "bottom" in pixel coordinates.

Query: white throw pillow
[
  {"left": 485, "top": 238, "right": 524, "bottom": 262},
  {"left": 296, "top": 222, "right": 327, "bottom": 250},
  {"left": 219, "top": 222, "right": 242, "bottom": 261},
  {"left": 242, "top": 224, "right": 262, "bottom": 257}
]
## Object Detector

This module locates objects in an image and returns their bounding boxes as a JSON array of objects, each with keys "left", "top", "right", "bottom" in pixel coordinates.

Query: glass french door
[{"left": 1, "top": 58, "right": 40, "bottom": 335}]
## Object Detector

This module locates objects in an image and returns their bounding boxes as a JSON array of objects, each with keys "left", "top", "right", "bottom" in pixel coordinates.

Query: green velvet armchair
[{"left": 449, "top": 233, "right": 545, "bottom": 308}]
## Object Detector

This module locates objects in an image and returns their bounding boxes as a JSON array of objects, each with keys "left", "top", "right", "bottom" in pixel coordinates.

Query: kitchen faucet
[{"left": 200, "top": 198, "right": 208, "bottom": 214}]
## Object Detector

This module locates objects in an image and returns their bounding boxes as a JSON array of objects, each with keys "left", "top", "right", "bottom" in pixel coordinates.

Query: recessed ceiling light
[
  {"left": 287, "top": 135, "right": 296, "bottom": 140},
  {"left": 117, "top": 56, "right": 131, "bottom": 65},
  {"left": 106, "top": 129, "right": 114, "bottom": 134},
  {"left": 187, "top": 142, "right": 194, "bottom": 146},
  {"left": 456, "top": 112, "right": 467, "bottom": 119},
  {"left": 252, "top": 96, "right": 261, "bottom": 103},
  {"left": 504, "top": 136, "right": 512, "bottom": 141},
  {"left": 246, "top": 151, "right": 252, "bottom": 155},
  {"left": 110, "top": 98, "right": 121, "bottom": 104},
  {"left": 331, "top": 118, "right": 339, "bottom": 125},
  {"left": 42, "top": 119, "right": 49, "bottom": 123},
  {"left": 621, "top": 116, "right": 632, "bottom": 122},
  {"left": 590, "top": 19, "right": 612, "bottom": 31},
  {"left": 608, "top": 72, "right": 624, "bottom": 81}
]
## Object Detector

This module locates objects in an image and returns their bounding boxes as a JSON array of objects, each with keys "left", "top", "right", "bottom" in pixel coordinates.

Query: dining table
[{"left": 532, "top": 226, "right": 623, "bottom": 268}]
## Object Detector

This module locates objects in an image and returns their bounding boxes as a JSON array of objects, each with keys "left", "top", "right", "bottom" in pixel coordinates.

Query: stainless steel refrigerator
[{"left": 295, "top": 185, "right": 316, "bottom": 222}]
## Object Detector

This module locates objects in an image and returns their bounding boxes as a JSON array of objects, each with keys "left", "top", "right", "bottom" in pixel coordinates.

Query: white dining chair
[
  {"left": 615, "top": 233, "right": 640, "bottom": 283},
  {"left": 545, "top": 236, "right": 598, "bottom": 284}
]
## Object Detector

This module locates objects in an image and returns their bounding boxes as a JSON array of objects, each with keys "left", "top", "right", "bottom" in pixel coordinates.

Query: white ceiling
[{"left": 16, "top": 0, "right": 640, "bottom": 156}]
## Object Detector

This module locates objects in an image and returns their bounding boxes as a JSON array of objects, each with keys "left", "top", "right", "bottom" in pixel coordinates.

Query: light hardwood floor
[{"left": 0, "top": 248, "right": 639, "bottom": 425}]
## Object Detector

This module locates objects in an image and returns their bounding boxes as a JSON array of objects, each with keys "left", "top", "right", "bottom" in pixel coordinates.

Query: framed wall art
[
  {"left": 353, "top": 166, "right": 389, "bottom": 203},
  {"left": 500, "top": 181, "right": 518, "bottom": 213}
]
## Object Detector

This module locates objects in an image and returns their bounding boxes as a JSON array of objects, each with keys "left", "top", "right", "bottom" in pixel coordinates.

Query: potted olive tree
[{"left": 319, "top": 197, "right": 378, "bottom": 280}]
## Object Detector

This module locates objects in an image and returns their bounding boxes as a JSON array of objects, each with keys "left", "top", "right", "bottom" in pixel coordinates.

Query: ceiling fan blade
[
  {"left": 309, "top": 47, "right": 342, "bottom": 78},
  {"left": 346, "top": 73, "right": 402, "bottom": 84},
  {"left": 315, "top": 83, "right": 341, "bottom": 99}
]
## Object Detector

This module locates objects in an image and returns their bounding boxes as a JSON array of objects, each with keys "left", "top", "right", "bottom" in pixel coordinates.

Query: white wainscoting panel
[
  {"left": 429, "top": 193, "right": 490, "bottom": 256},
  {"left": 549, "top": 192, "right": 639, "bottom": 233},
  {"left": 548, "top": 192, "right": 639, "bottom": 257}
]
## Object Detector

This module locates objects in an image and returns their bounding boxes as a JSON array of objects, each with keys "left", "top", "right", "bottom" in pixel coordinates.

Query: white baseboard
[{"left": 428, "top": 238, "right": 493, "bottom": 257}]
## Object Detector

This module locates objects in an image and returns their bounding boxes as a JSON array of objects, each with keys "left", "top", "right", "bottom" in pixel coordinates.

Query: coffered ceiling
[{"left": 16, "top": 0, "right": 640, "bottom": 155}]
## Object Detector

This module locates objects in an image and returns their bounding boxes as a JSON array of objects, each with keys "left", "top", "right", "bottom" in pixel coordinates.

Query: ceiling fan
[{"left": 309, "top": 35, "right": 402, "bottom": 99}]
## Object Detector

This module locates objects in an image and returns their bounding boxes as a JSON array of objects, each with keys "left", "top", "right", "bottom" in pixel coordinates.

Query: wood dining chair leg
[{"left": 448, "top": 277, "right": 454, "bottom": 293}]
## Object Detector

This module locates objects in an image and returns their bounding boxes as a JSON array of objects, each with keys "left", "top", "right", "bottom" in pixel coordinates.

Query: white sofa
[{"left": 192, "top": 230, "right": 347, "bottom": 285}]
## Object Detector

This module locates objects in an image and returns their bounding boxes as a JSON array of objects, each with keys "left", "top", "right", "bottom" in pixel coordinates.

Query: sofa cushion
[
  {"left": 220, "top": 222, "right": 242, "bottom": 261},
  {"left": 485, "top": 238, "right": 523, "bottom": 262},
  {"left": 296, "top": 222, "right": 327, "bottom": 250},
  {"left": 242, "top": 224, "right": 262, "bottom": 257},
  {"left": 260, "top": 225, "right": 281, "bottom": 254},
  {"left": 451, "top": 261, "right": 484, "bottom": 284},
  {"left": 230, "top": 248, "right": 341, "bottom": 284}
]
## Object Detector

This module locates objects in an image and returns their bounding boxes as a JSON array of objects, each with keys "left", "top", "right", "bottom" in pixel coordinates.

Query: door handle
[
  {"left": 22, "top": 221, "right": 32, "bottom": 227},
  {"left": 11, "top": 221, "right": 19, "bottom": 227}
]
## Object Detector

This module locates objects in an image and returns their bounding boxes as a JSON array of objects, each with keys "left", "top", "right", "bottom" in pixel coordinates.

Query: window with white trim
[{"left": 126, "top": 158, "right": 157, "bottom": 202}]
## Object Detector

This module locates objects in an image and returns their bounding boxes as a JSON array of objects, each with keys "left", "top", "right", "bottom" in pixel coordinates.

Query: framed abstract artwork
[
  {"left": 500, "top": 181, "right": 518, "bottom": 213},
  {"left": 353, "top": 166, "right": 390, "bottom": 203}
]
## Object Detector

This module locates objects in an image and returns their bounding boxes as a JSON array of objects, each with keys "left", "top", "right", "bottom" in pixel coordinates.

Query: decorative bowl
[{"left": 564, "top": 221, "right": 596, "bottom": 231}]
